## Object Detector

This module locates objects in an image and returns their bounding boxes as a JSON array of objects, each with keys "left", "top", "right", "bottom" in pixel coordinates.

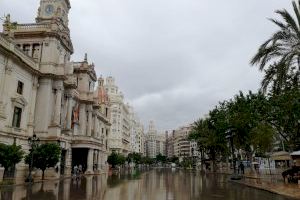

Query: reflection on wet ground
[{"left": 0, "top": 169, "right": 294, "bottom": 200}]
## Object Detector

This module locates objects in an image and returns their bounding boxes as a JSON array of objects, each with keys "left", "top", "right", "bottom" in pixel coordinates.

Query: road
[{"left": 0, "top": 168, "right": 294, "bottom": 200}]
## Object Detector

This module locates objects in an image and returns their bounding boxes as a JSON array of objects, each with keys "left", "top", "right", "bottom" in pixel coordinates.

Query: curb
[{"left": 229, "top": 179, "right": 300, "bottom": 200}]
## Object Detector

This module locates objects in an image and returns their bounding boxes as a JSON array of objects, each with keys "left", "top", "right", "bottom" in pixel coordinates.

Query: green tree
[
  {"left": 126, "top": 153, "right": 142, "bottom": 165},
  {"left": 250, "top": 122, "right": 275, "bottom": 156},
  {"left": 107, "top": 152, "right": 126, "bottom": 168},
  {"left": 267, "top": 88, "right": 300, "bottom": 150},
  {"left": 25, "top": 143, "right": 61, "bottom": 180},
  {"left": 156, "top": 153, "right": 167, "bottom": 163},
  {"left": 250, "top": 0, "right": 300, "bottom": 93},
  {"left": 0, "top": 143, "right": 24, "bottom": 177},
  {"left": 189, "top": 118, "right": 228, "bottom": 172},
  {"left": 107, "top": 152, "right": 119, "bottom": 168},
  {"left": 226, "top": 92, "right": 270, "bottom": 156},
  {"left": 141, "top": 156, "right": 154, "bottom": 165},
  {"left": 117, "top": 154, "right": 126, "bottom": 166}
]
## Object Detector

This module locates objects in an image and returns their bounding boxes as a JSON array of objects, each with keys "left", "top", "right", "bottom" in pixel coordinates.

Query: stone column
[
  {"left": 79, "top": 104, "right": 86, "bottom": 135},
  {"left": 65, "top": 149, "right": 72, "bottom": 176},
  {"left": 87, "top": 106, "right": 92, "bottom": 136},
  {"left": 66, "top": 96, "right": 73, "bottom": 130},
  {"left": 94, "top": 114, "right": 98, "bottom": 138},
  {"left": 86, "top": 148, "right": 94, "bottom": 174},
  {"left": 98, "top": 151, "right": 102, "bottom": 171},
  {"left": 0, "top": 57, "right": 12, "bottom": 119},
  {"left": 34, "top": 78, "right": 52, "bottom": 132},
  {"left": 53, "top": 82, "right": 63, "bottom": 126}
]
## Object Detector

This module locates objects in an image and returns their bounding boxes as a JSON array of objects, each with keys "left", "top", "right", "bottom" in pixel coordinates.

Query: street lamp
[{"left": 25, "top": 134, "right": 40, "bottom": 183}]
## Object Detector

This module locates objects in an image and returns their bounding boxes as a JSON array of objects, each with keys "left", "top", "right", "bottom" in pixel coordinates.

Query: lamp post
[{"left": 25, "top": 134, "right": 40, "bottom": 183}]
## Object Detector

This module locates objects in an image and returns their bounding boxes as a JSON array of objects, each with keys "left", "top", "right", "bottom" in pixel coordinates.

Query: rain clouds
[{"left": 0, "top": 0, "right": 291, "bottom": 130}]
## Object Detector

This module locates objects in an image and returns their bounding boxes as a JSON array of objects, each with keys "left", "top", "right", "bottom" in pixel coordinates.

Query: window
[
  {"left": 17, "top": 81, "right": 24, "bottom": 95},
  {"left": 105, "top": 108, "right": 108, "bottom": 117},
  {"left": 12, "top": 107, "right": 22, "bottom": 128}
]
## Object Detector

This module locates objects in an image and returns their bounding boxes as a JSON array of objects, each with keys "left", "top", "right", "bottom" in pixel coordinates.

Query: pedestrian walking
[
  {"left": 73, "top": 165, "right": 78, "bottom": 177},
  {"left": 79, "top": 164, "right": 83, "bottom": 174},
  {"left": 239, "top": 162, "right": 245, "bottom": 174}
]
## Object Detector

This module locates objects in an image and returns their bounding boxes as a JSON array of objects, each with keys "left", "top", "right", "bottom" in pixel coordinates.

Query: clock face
[{"left": 45, "top": 4, "right": 54, "bottom": 15}]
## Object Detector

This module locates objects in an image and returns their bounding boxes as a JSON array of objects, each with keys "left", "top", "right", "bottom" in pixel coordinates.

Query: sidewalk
[
  {"left": 223, "top": 168, "right": 300, "bottom": 199},
  {"left": 233, "top": 176, "right": 300, "bottom": 199}
]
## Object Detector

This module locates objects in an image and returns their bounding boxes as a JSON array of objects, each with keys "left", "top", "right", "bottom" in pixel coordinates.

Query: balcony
[
  {"left": 79, "top": 91, "right": 94, "bottom": 102},
  {"left": 15, "top": 23, "right": 50, "bottom": 32},
  {"left": 0, "top": 35, "right": 38, "bottom": 71},
  {"left": 64, "top": 75, "right": 77, "bottom": 88}
]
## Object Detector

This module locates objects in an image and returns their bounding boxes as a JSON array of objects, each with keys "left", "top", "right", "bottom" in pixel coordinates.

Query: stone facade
[
  {"left": 167, "top": 125, "right": 199, "bottom": 160},
  {"left": 145, "top": 121, "right": 166, "bottom": 158},
  {"left": 104, "top": 77, "right": 131, "bottom": 155},
  {"left": 129, "top": 107, "right": 144, "bottom": 155},
  {"left": 0, "top": 0, "right": 110, "bottom": 181}
]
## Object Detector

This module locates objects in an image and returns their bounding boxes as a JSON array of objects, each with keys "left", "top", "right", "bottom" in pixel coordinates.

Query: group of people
[{"left": 73, "top": 164, "right": 83, "bottom": 177}]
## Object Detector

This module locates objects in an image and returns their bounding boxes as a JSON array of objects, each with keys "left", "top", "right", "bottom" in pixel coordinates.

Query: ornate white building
[
  {"left": 129, "top": 108, "right": 145, "bottom": 155},
  {"left": 166, "top": 125, "right": 199, "bottom": 159},
  {"left": 104, "top": 76, "right": 131, "bottom": 155},
  {"left": 0, "top": 0, "right": 110, "bottom": 181},
  {"left": 145, "top": 121, "right": 166, "bottom": 158}
]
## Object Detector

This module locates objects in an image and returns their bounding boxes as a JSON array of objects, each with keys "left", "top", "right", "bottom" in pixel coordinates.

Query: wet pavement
[{"left": 0, "top": 169, "right": 295, "bottom": 200}]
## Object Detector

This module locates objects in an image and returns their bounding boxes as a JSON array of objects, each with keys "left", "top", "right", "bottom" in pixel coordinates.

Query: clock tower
[{"left": 36, "top": 0, "right": 71, "bottom": 27}]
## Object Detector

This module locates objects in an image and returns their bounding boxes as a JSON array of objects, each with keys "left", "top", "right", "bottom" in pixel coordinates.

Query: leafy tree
[
  {"left": 189, "top": 118, "right": 228, "bottom": 172},
  {"left": 126, "top": 153, "right": 142, "bottom": 165},
  {"left": 250, "top": 122, "right": 275, "bottom": 156},
  {"left": 168, "top": 156, "right": 179, "bottom": 163},
  {"left": 107, "top": 152, "right": 126, "bottom": 168},
  {"left": 141, "top": 156, "right": 154, "bottom": 165},
  {"left": 0, "top": 143, "right": 24, "bottom": 176},
  {"left": 267, "top": 88, "right": 300, "bottom": 150},
  {"left": 226, "top": 92, "right": 271, "bottom": 158},
  {"left": 107, "top": 152, "right": 119, "bottom": 168},
  {"left": 117, "top": 154, "right": 126, "bottom": 166},
  {"left": 156, "top": 153, "right": 167, "bottom": 163},
  {"left": 189, "top": 91, "right": 276, "bottom": 171},
  {"left": 25, "top": 143, "right": 61, "bottom": 180},
  {"left": 250, "top": 0, "right": 300, "bottom": 93}
]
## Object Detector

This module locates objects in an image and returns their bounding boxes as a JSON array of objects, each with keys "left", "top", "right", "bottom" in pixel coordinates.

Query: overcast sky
[{"left": 0, "top": 0, "right": 292, "bottom": 131}]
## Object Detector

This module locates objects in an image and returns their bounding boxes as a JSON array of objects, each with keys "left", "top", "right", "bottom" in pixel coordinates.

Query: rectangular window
[
  {"left": 17, "top": 81, "right": 24, "bottom": 95},
  {"left": 12, "top": 107, "right": 22, "bottom": 128},
  {"left": 105, "top": 108, "right": 108, "bottom": 117}
]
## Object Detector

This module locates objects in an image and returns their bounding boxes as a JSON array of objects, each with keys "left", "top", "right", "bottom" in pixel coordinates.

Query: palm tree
[{"left": 251, "top": 0, "right": 300, "bottom": 93}]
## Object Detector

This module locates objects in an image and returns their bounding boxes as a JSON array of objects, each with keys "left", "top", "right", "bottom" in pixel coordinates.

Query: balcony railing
[
  {"left": 0, "top": 34, "right": 38, "bottom": 71},
  {"left": 15, "top": 23, "right": 50, "bottom": 32}
]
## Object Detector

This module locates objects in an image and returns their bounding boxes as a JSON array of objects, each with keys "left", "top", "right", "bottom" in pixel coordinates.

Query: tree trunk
[
  {"left": 212, "top": 151, "right": 217, "bottom": 172},
  {"left": 201, "top": 149, "right": 204, "bottom": 172},
  {"left": 267, "top": 157, "right": 272, "bottom": 175},
  {"left": 42, "top": 170, "right": 45, "bottom": 180}
]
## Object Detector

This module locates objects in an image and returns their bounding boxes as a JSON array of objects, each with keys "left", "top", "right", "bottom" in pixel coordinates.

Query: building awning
[{"left": 271, "top": 151, "right": 292, "bottom": 161}]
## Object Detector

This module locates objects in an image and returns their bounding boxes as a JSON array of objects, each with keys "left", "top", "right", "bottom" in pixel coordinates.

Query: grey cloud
[{"left": 0, "top": 0, "right": 292, "bottom": 130}]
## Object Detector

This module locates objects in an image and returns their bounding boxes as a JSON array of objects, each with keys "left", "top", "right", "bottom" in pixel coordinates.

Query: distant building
[
  {"left": 145, "top": 121, "right": 166, "bottom": 158},
  {"left": 105, "top": 76, "right": 131, "bottom": 155},
  {"left": 129, "top": 107, "right": 144, "bottom": 155},
  {"left": 166, "top": 125, "right": 199, "bottom": 160}
]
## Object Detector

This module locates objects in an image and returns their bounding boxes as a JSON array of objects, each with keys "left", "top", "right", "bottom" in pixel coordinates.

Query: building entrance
[{"left": 72, "top": 148, "right": 88, "bottom": 173}]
